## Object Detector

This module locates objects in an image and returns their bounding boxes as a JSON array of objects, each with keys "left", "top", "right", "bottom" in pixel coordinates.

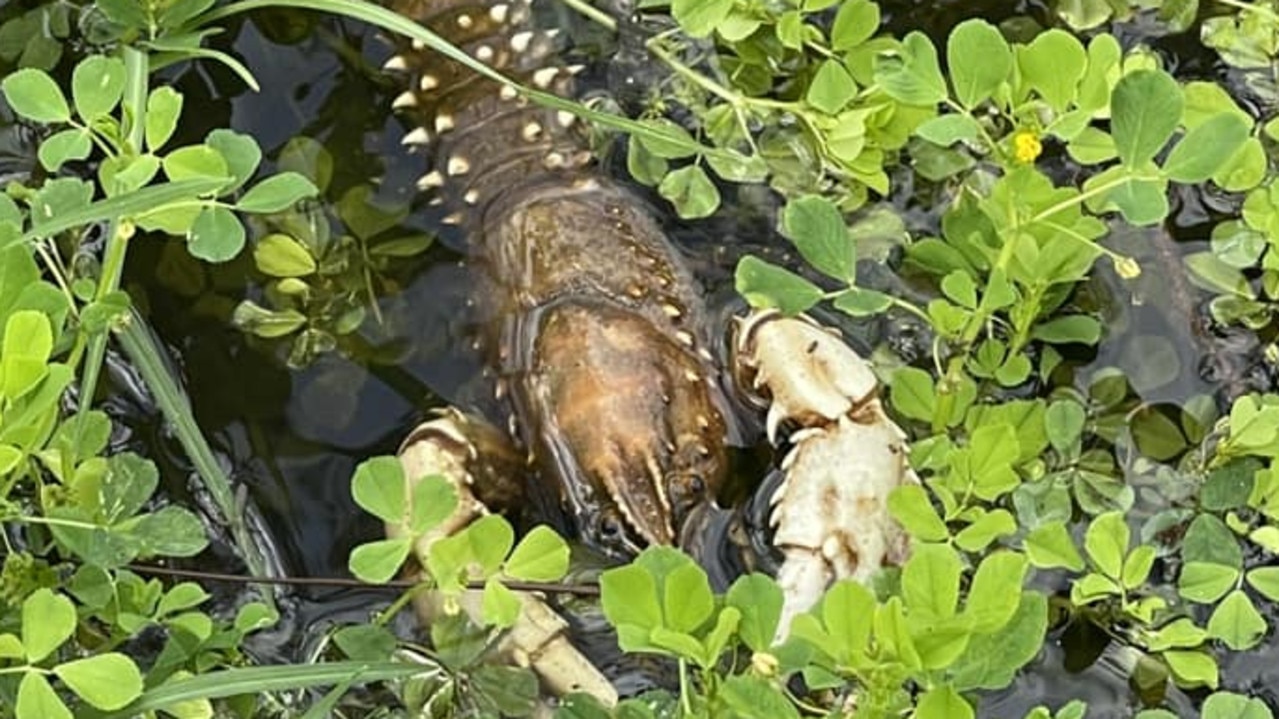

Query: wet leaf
[
  {"left": 206, "top": 129, "right": 262, "bottom": 194},
  {"left": 1131, "top": 408, "right": 1187, "bottom": 461},
  {"left": 2, "top": 68, "right": 70, "bottom": 123},
  {"left": 915, "top": 114, "right": 982, "bottom": 146},
  {"left": 874, "top": 31, "right": 946, "bottom": 105},
  {"left": 146, "top": 87, "right": 184, "bottom": 152},
  {"left": 815, "top": 580, "right": 876, "bottom": 663},
  {"left": 37, "top": 128, "right": 91, "bottom": 172},
  {"left": 482, "top": 576, "right": 521, "bottom": 628},
  {"left": 333, "top": 624, "right": 396, "bottom": 661},
  {"left": 1202, "top": 461, "right": 1254, "bottom": 511},
  {"left": 1111, "top": 70, "right": 1183, "bottom": 167},
  {"left": 902, "top": 544, "right": 962, "bottom": 619},
  {"left": 947, "top": 19, "right": 1010, "bottom": 109},
  {"left": 16, "top": 673, "right": 71, "bottom": 719},
  {"left": 351, "top": 456, "right": 406, "bottom": 524},
  {"left": 1019, "top": 30, "right": 1087, "bottom": 111},
  {"left": 164, "top": 142, "right": 230, "bottom": 180},
  {"left": 1210, "top": 221, "right": 1266, "bottom": 269},
  {"left": 1163, "top": 113, "right": 1250, "bottom": 183},
  {"left": 54, "top": 653, "right": 143, "bottom": 710},
  {"left": 1207, "top": 590, "right": 1266, "bottom": 651},
  {"left": 504, "top": 525, "right": 569, "bottom": 581},
  {"left": 348, "top": 538, "right": 411, "bottom": 584},
  {"left": 1024, "top": 520, "right": 1085, "bottom": 571},
  {"left": 187, "top": 206, "right": 245, "bottom": 262},
  {"left": 237, "top": 173, "right": 319, "bottom": 214},
  {"left": 1031, "top": 315, "right": 1101, "bottom": 345},
  {"left": 101, "top": 452, "right": 159, "bottom": 523},
  {"left": 671, "top": 0, "right": 732, "bottom": 38},
  {"left": 830, "top": 0, "right": 878, "bottom": 50},
  {"left": 719, "top": 675, "right": 801, "bottom": 719},
  {"left": 1184, "top": 514, "right": 1242, "bottom": 568},
  {"left": 130, "top": 506, "right": 209, "bottom": 557},
  {"left": 23, "top": 588, "right": 75, "bottom": 662},
  {"left": 1201, "top": 692, "right": 1271, "bottom": 719},
  {"left": 1185, "top": 251, "right": 1253, "bottom": 298},
  {"left": 662, "top": 562, "right": 713, "bottom": 633},
  {"left": 231, "top": 301, "right": 306, "bottom": 339},
  {"left": 253, "top": 234, "right": 316, "bottom": 277},
  {"left": 915, "top": 685, "right": 973, "bottom": 719},
  {"left": 806, "top": 59, "right": 855, "bottom": 115},
  {"left": 2, "top": 310, "right": 52, "bottom": 400},
  {"left": 1084, "top": 511, "right": 1127, "bottom": 578},
  {"left": 781, "top": 195, "right": 854, "bottom": 282},
  {"left": 888, "top": 485, "right": 948, "bottom": 542},
  {"left": 658, "top": 165, "right": 719, "bottom": 219},
  {"left": 734, "top": 256, "right": 822, "bottom": 314},
  {"left": 725, "top": 574, "right": 782, "bottom": 652},
  {"left": 71, "top": 56, "right": 124, "bottom": 120}
]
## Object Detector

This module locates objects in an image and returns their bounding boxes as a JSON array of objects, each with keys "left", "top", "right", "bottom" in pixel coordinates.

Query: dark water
[{"left": 6, "top": 0, "right": 1271, "bottom": 715}]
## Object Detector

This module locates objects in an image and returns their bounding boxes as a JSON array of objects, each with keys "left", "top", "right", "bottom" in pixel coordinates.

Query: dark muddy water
[{"left": 12, "top": 0, "right": 1275, "bottom": 715}]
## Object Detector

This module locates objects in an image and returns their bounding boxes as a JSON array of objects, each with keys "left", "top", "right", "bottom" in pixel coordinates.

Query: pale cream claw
[
  {"left": 735, "top": 310, "right": 917, "bottom": 639},
  {"left": 393, "top": 410, "right": 619, "bottom": 706}
]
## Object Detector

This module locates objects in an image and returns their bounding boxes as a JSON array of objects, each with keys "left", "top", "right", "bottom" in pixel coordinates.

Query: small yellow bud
[
  {"left": 1113, "top": 255, "right": 1142, "bottom": 279},
  {"left": 1012, "top": 129, "right": 1042, "bottom": 164},
  {"left": 751, "top": 651, "right": 779, "bottom": 677}
]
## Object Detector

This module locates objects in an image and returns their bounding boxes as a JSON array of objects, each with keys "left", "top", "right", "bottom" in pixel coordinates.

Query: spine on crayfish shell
[{"left": 383, "top": 0, "right": 593, "bottom": 225}]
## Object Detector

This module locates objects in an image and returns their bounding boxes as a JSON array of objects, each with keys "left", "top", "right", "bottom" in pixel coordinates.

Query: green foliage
[
  {"left": 10, "top": 0, "right": 1279, "bottom": 716},
  {"left": 229, "top": 137, "right": 433, "bottom": 367}
]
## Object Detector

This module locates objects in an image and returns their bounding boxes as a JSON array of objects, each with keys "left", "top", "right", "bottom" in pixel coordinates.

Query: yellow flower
[{"left": 1012, "top": 129, "right": 1042, "bottom": 164}]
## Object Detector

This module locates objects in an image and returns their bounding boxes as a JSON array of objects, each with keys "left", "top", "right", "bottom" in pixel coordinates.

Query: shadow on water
[{"left": 36, "top": 0, "right": 1269, "bottom": 714}]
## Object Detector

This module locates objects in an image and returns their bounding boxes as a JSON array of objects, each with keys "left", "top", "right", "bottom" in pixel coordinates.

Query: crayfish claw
[
  {"left": 733, "top": 310, "right": 917, "bottom": 639},
  {"left": 394, "top": 409, "right": 618, "bottom": 706}
]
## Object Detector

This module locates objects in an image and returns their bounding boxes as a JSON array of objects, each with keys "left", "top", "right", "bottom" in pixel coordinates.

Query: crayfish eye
[{"left": 599, "top": 513, "right": 624, "bottom": 540}]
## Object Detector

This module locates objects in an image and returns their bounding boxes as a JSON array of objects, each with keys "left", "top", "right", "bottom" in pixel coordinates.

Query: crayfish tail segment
[
  {"left": 395, "top": 409, "right": 617, "bottom": 706},
  {"left": 733, "top": 310, "right": 917, "bottom": 638}
]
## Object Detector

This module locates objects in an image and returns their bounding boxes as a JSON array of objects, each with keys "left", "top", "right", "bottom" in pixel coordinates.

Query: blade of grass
[
  {"left": 116, "top": 311, "right": 273, "bottom": 596},
  {"left": 97, "top": 661, "right": 440, "bottom": 717},
  {"left": 21, "top": 177, "right": 225, "bottom": 244},
  {"left": 206, "top": 0, "right": 736, "bottom": 163}
]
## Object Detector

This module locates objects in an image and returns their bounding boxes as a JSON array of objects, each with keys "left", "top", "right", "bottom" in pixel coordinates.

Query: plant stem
[
  {"left": 559, "top": 0, "right": 616, "bottom": 31},
  {"left": 115, "top": 315, "right": 275, "bottom": 602},
  {"left": 69, "top": 46, "right": 150, "bottom": 455}
]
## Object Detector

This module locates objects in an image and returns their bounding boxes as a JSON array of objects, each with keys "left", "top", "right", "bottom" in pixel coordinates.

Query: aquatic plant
[{"left": 6, "top": 0, "right": 1279, "bottom": 716}]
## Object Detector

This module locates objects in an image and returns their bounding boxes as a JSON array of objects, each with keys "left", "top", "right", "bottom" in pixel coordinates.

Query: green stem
[
  {"left": 943, "top": 99, "right": 1006, "bottom": 163},
  {"left": 116, "top": 315, "right": 275, "bottom": 604},
  {"left": 375, "top": 582, "right": 430, "bottom": 626},
  {"left": 559, "top": 0, "right": 617, "bottom": 31},
  {"left": 1028, "top": 172, "right": 1155, "bottom": 227},
  {"left": 0, "top": 666, "right": 48, "bottom": 677},
  {"left": 69, "top": 47, "right": 151, "bottom": 458}
]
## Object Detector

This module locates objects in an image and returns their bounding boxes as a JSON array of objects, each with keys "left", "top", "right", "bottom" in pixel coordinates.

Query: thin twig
[{"left": 126, "top": 563, "right": 603, "bottom": 596}]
